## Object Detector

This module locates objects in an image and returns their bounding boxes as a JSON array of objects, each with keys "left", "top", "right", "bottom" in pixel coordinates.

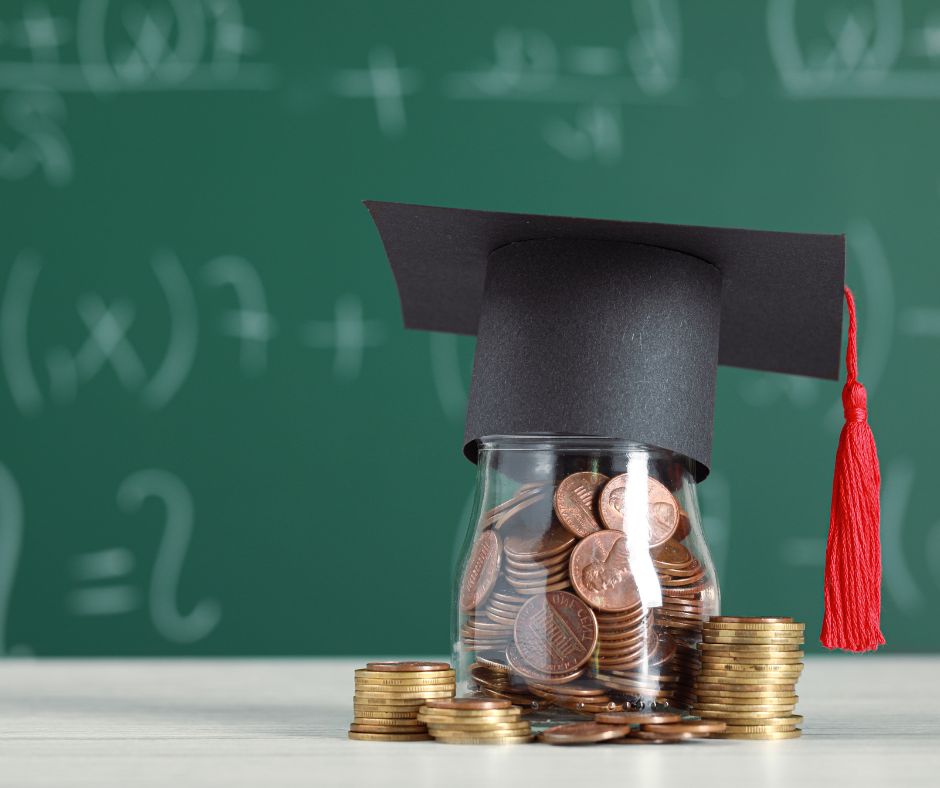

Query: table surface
[{"left": 1, "top": 656, "right": 938, "bottom": 787}]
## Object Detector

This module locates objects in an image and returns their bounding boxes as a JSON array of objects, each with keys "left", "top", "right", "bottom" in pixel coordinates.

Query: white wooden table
[{"left": 0, "top": 657, "right": 937, "bottom": 787}]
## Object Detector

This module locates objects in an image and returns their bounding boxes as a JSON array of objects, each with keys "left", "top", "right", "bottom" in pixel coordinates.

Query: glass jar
[{"left": 453, "top": 436, "right": 719, "bottom": 725}]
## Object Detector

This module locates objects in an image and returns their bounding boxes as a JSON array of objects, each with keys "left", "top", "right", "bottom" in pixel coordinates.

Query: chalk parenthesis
[
  {"left": 117, "top": 469, "right": 221, "bottom": 644},
  {"left": 1, "top": 251, "right": 43, "bottom": 415},
  {"left": 0, "top": 462, "right": 24, "bottom": 655},
  {"left": 141, "top": 250, "right": 198, "bottom": 410}
]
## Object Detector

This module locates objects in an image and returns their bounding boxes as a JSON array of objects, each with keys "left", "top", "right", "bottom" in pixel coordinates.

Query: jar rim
[{"left": 477, "top": 434, "right": 683, "bottom": 457}]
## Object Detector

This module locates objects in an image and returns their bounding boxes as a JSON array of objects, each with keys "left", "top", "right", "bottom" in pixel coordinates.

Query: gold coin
[
  {"left": 353, "top": 706, "right": 418, "bottom": 720},
  {"left": 355, "top": 690, "right": 455, "bottom": 700},
  {"left": 355, "top": 676, "right": 456, "bottom": 686},
  {"left": 703, "top": 636, "right": 804, "bottom": 646},
  {"left": 356, "top": 669, "right": 455, "bottom": 679},
  {"left": 698, "top": 662, "right": 804, "bottom": 672},
  {"left": 718, "top": 714, "right": 803, "bottom": 727},
  {"left": 349, "top": 723, "right": 429, "bottom": 734},
  {"left": 699, "top": 643, "right": 802, "bottom": 653},
  {"left": 432, "top": 727, "right": 532, "bottom": 739},
  {"left": 723, "top": 723, "right": 798, "bottom": 734},
  {"left": 714, "top": 729, "right": 802, "bottom": 740},
  {"left": 418, "top": 708, "right": 521, "bottom": 719},
  {"left": 354, "top": 717, "right": 427, "bottom": 727},
  {"left": 694, "top": 690, "right": 798, "bottom": 700},
  {"left": 694, "top": 699, "right": 795, "bottom": 710},
  {"left": 347, "top": 731, "right": 433, "bottom": 742},
  {"left": 708, "top": 616, "right": 794, "bottom": 624},
  {"left": 695, "top": 694, "right": 798, "bottom": 705},
  {"left": 698, "top": 653, "right": 804, "bottom": 663},
  {"left": 704, "top": 622, "right": 804, "bottom": 632},
  {"left": 692, "top": 708, "right": 796, "bottom": 719},
  {"left": 426, "top": 721, "right": 532, "bottom": 733},
  {"left": 353, "top": 701, "right": 425, "bottom": 710},
  {"left": 432, "top": 735, "right": 534, "bottom": 744},
  {"left": 694, "top": 673, "right": 798, "bottom": 685}
]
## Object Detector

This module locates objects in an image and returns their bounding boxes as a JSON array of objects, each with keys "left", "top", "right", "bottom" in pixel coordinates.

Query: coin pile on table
[
  {"left": 418, "top": 698, "right": 534, "bottom": 744},
  {"left": 539, "top": 711, "right": 727, "bottom": 745},
  {"left": 348, "top": 661, "right": 455, "bottom": 741},
  {"left": 692, "top": 617, "right": 804, "bottom": 739},
  {"left": 459, "top": 471, "right": 716, "bottom": 714}
]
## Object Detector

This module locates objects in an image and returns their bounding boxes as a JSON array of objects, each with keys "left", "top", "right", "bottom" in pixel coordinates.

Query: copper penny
[
  {"left": 504, "top": 521, "right": 575, "bottom": 561},
  {"left": 554, "top": 472, "right": 609, "bottom": 537},
  {"left": 424, "top": 698, "right": 512, "bottom": 711},
  {"left": 539, "top": 722, "right": 631, "bottom": 745},
  {"left": 643, "top": 721, "right": 727, "bottom": 735},
  {"left": 513, "top": 591, "right": 598, "bottom": 674},
  {"left": 569, "top": 530, "right": 639, "bottom": 612},
  {"left": 651, "top": 539, "right": 693, "bottom": 568},
  {"left": 459, "top": 530, "right": 501, "bottom": 612},
  {"left": 595, "top": 711, "right": 683, "bottom": 725},
  {"left": 599, "top": 474, "right": 679, "bottom": 546},
  {"left": 364, "top": 661, "right": 452, "bottom": 673},
  {"left": 631, "top": 729, "right": 694, "bottom": 741},
  {"left": 505, "top": 642, "right": 585, "bottom": 684}
]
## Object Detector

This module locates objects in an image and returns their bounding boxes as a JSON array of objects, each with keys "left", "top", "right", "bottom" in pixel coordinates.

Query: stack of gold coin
[
  {"left": 419, "top": 698, "right": 534, "bottom": 744},
  {"left": 692, "top": 617, "right": 804, "bottom": 740},
  {"left": 349, "top": 661, "right": 455, "bottom": 741}
]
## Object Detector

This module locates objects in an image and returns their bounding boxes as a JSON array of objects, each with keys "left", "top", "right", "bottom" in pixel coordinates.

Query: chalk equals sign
[{"left": 66, "top": 548, "right": 140, "bottom": 616}]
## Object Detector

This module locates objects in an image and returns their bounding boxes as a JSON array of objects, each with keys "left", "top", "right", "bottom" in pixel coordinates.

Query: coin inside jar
[
  {"left": 513, "top": 591, "right": 598, "bottom": 674},
  {"left": 459, "top": 530, "right": 501, "bottom": 611},
  {"left": 554, "top": 472, "right": 609, "bottom": 537},
  {"left": 569, "top": 530, "right": 640, "bottom": 612},
  {"left": 598, "top": 474, "right": 679, "bottom": 546}
]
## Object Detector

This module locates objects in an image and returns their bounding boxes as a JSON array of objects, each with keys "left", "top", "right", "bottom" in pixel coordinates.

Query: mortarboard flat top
[
  {"left": 366, "top": 201, "right": 844, "bottom": 379},
  {"left": 366, "top": 200, "right": 845, "bottom": 478}
]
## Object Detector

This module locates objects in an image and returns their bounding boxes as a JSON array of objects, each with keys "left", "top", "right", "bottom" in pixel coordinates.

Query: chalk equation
[
  {"left": 0, "top": 0, "right": 276, "bottom": 185},
  {"left": 0, "top": 249, "right": 385, "bottom": 415},
  {"left": 0, "top": 462, "right": 219, "bottom": 651},
  {"left": 768, "top": 0, "right": 940, "bottom": 98},
  {"left": 329, "top": 0, "right": 684, "bottom": 164}
]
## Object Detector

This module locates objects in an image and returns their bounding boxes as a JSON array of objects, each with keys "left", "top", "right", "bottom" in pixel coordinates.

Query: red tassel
[{"left": 820, "top": 286, "right": 885, "bottom": 652}]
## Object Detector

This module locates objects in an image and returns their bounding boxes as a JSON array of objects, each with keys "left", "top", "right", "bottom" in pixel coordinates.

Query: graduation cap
[{"left": 366, "top": 200, "right": 883, "bottom": 653}]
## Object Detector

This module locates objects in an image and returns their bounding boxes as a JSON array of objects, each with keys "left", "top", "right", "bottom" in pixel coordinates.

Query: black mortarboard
[{"left": 366, "top": 200, "right": 845, "bottom": 482}]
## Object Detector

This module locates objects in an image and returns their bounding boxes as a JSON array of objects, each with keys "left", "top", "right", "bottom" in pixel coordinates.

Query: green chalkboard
[{"left": 1, "top": 0, "right": 938, "bottom": 656}]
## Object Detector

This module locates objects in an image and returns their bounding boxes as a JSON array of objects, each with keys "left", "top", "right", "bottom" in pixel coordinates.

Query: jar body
[{"left": 453, "top": 436, "right": 719, "bottom": 724}]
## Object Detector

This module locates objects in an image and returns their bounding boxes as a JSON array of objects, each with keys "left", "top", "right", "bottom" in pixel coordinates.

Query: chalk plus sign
[
  {"left": 332, "top": 47, "right": 420, "bottom": 137},
  {"left": 13, "top": 3, "right": 70, "bottom": 61},
  {"left": 302, "top": 295, "right": 385, "bottom": 381}
]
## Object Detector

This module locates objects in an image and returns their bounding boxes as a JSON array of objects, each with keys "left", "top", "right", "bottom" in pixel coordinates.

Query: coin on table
[
  {"left": 347, "top": 731, "right": 433, "bottom": 742},
  {"left": 607, "top": 735, "right": 684, "bottom": 745},
  {"left": 598, "top": 474, "right": 679, "bottom": 546},
  {"left": 365, "top": 662, "right": 453, "bottom": 673},
  {"left": 569, "top": 530, "right": 640, "bottom": 612},
  {"left": 459, "top": 530, "right": 502, "bottom": 612},
  {"left": 692, "top": 709, "right": 796, "bottom": 720},
  {"left": 595, "top": 711, "right": 685, "bottom": 727},
  {"left": 539, "top": 722, "right": 632, "bottom": 745},
  {"left": 715, "top": 729, "right": 802, "bottom": 740},
  {"left": 720, "top": 715, "right": 803, "bottom": 728},
  {"left": 349, "top": 723, "right": 429, "bottom": 734},
  {"left": 554, "top": 472, "right": 609, "bottom": 537},
  {"left": 723, "top": 723, "right": 799, "bottom": 734},
  {"left": 708, "top": 616, "right": 794, "bottom": 624},
  {"left": 425, "top": 698, "right": 512, "bottom": 711},
  {"left": 513, "top": 590, "right": 598, "bottom": 673},
  {"left": 642, "top": 721, "right": 727, "bottom": 736},
  {"left": 433, "top": 735, "right": 534, "bottom": 744},
  {"left": 704, "top": 624, "right": 804, "bottom": 635},
  {"left": 698, "top": 641, "right": 800, "bottom": 650},
  {"left": 353, "top": 717, "right": 428, "bottom": 727},
  {"left": 630, "top": 729, "right": 695, "bottom": 741},
  {"left": 355, "top": 690, "right": 455, "bottom": 700}
]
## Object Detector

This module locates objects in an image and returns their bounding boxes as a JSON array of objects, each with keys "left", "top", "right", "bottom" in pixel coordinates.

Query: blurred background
[{"left": 1, "top": 0, "right": 938, "bottom": 656}]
